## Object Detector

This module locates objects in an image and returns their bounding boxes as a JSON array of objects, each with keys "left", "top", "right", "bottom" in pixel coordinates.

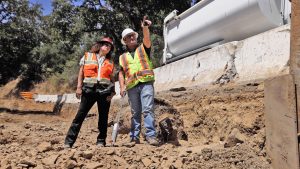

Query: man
[{"left": 118, "top": 17, "right": 159, "bottom": 146}]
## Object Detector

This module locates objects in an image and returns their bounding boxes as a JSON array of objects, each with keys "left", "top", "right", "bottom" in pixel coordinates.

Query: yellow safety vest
[{"left": 119, "top": 44, "right": 155, "bottom": 90}]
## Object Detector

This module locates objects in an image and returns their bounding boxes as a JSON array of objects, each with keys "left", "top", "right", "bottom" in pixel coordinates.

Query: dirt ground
[{"left": 0, "top": 81, "right": 271, "bottom": 169}]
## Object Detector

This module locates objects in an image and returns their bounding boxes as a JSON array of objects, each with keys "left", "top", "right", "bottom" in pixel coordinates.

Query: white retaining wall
[
  {"left": 34, "top": 93, "right": 80, "bottom": 103},
  {"left": 154, "top": 24, "right": 290, "bottom": 91}
]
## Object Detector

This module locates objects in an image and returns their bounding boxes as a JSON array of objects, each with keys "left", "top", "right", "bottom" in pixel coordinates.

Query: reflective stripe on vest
[
  {"left": 119, "top": 44, "right": 154, "bottom": 89},
  {"left": 83, "top": 52, "right": 114, "bottom": 85},
  {"left": 83, "top": 52, "right": 98, "bottom": 84}
]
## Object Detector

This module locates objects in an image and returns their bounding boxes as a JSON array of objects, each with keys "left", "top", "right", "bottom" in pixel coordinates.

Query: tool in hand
[{"left": 111, "top": 95, "right": 127, "bottom": 146}]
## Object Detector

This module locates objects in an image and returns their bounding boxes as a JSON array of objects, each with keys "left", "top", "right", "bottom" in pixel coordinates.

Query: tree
[
  {"left": 34, "top": 0, "right": 82, "bottom": 75},
  {"left": 0, "top": 0, "right": 44, "bottom": 86}
]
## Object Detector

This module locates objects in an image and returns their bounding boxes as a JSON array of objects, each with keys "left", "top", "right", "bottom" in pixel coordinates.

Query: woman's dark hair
[
  {"left": 89, "top": 42, "right": 101, "bottom": 53},
  {"left": 104, "top": 47, "right": 114, "bottom": 60}
]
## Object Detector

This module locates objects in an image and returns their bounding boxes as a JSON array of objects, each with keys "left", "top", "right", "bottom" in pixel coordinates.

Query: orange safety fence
[{"left": 20, "top": 92, "right": 36, "bottom": 100}]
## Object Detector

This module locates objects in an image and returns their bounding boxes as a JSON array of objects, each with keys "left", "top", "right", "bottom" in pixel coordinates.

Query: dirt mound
[
  {"left": 0, "top": 78, "right": 20, "bottom": 98},
  {"left": 0, "top": 83, "right": 271, "bottom": 168},
  {"left": 32, "top": 78, "right": 76, "bottom": 95}
]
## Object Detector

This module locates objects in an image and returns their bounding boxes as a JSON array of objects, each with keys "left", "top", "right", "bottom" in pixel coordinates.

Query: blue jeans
[{"left": 127, "top": 82, "right": 156, "bottom": 140}]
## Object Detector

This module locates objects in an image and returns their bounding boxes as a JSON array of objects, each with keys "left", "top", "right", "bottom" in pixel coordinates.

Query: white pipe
[{"left": 163, "top": 0, "right": 285, "bottom": 64}]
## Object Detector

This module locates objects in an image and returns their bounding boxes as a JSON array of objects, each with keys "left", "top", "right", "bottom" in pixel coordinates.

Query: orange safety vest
[
  {"left": 119, "top": 44, "right": 154, "bottom": 89},
  {"left": 83, "top": 52, "right": 114, "bottom": 85}
]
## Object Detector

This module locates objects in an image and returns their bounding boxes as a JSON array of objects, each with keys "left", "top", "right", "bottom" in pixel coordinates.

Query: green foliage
[
  {"left": 47, "top": 58, "right": 80, "bottom": 93},
  {"left": 0, "top": 0, "right": 44, "bottom": 86},
  {"left": 150, "top": 34, "right": 164, "bottom": 67},
  {"left": 46, "top": 0, "right": 81, "bottom": 42}
]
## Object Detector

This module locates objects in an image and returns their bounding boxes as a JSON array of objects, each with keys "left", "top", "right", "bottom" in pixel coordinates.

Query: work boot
[
  {"left": 123, "top": 138, "right": 139, "bottom": 148},
  {"left": 146, "top": 137, "right": 159, "bottom": 146}
]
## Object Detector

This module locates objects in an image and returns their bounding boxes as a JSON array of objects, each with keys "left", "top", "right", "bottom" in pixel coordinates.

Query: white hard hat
[{"left": 121, "top": 28, "right": 138, "bottom": 45}]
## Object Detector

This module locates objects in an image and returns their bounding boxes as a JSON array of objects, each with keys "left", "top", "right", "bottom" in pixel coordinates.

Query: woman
[{"left": 64, "top": 37, "right": 115, "bottom": 148}]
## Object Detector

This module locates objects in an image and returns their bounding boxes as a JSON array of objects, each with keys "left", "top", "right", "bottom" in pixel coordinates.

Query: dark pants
[{"left": 65, "top": 89, "right": 111, "bottom": 147}]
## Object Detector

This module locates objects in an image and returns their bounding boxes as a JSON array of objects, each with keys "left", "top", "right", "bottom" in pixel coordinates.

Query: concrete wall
[
  {"left": 35, "top": 93, "right": 80, "bottom": 103},
  {"left": 154, "top": 24, "right": 290, "bottom": 91}
]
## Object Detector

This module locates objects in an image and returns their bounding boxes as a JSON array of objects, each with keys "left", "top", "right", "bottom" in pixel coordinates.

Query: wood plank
[
  {"left": 290, "top": 0, "right": 300, "bottom": 164},
  {"left": 265, "top": 75, "right": 299, "bottom": 169}
]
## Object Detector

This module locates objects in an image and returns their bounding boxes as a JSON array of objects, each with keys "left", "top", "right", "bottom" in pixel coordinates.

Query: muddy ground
[{"left": 0, "top": 82, "right": 271, "bottom": 169}]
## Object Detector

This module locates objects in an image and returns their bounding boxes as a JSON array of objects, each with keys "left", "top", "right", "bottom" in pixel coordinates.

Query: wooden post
[
  {"left": 265, "top": 74, "right": 299, "bottom": 169},
  {"left": 290, "top": 0, "right": 300, "bottom": 164},
  {"left": 265, "top": 1, "right": 300, "bottom": 168},
  {"left": 290, "top": 0, "right": 300, "bottom": 83}
]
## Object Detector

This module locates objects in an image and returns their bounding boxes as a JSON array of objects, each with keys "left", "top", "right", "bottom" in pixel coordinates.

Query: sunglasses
[
  {"left": 124, "top": 33, "right": 136, "bottom": 39},
  {"left": 101, "top": 42, "right": 112, "bottom": 47}
]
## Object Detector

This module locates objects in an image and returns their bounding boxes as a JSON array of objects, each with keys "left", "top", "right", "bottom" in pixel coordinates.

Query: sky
[
  {"left": 29, "top": 0, "right": 83, "bottom": 16},
  {"left": 29, "top": 0, "right": 52, "bottom": 15}
]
